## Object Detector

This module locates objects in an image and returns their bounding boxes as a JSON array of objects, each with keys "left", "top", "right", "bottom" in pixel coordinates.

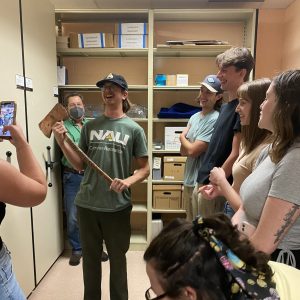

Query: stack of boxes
[
  {"left": 114, "top": 23, "right": 148, "bottom": 49},
  {"left": 153, "top": 156, "right": 187, "bottom": 210},
  {"left": 63, "top": 22, "right": 148, "bottom": 49}
]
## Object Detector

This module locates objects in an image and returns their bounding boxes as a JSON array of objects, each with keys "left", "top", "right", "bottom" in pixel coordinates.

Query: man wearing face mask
[
  {"left": 60, "top": 93, "right": 109, "bottom": 266},
  {"left": 60, "top": 93, "right": 87, "bottom": 266}
]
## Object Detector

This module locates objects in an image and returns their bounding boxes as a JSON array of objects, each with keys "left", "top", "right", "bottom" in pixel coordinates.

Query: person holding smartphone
[{"left": 0, "top": 123, "right": 47, "bottom": 299}]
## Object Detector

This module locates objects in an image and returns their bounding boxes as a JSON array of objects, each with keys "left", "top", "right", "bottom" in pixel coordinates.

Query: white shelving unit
[{"left": 56, "top": 8, "right": 257, "bottom": 249}]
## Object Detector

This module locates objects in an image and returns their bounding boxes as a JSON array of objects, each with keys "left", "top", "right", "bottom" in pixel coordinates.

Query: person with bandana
[
  {"left": 60, "top": 93, "right": 109, "bottom": 266},
  {"left": 144, "top": 214, "right": 300, "bottom": 300}
]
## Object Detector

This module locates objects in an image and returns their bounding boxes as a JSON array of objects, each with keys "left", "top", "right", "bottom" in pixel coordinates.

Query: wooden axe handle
[{"left": 64, "top": 135, "right": 113, "bottom": 184}]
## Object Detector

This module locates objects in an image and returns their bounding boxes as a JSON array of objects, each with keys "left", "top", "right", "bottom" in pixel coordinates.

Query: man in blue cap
[
  {"left": 180, "top": 75, "right": 223, "bottom": 221},
  {"left": 52, "top": 73, "right": 150, "bottom": 300}
]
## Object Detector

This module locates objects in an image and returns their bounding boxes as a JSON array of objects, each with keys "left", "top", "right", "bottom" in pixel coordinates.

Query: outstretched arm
[{"left": 0, "top": 124, "right": 47, "bottom": 207}]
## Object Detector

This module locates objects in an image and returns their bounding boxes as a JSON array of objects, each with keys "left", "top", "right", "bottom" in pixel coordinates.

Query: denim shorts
[{"left": 0, "top": 242, "right": 26, "bottom": 300}]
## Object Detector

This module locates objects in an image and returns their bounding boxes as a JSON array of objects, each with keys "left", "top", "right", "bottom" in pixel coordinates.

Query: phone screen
[{"left": 0, "top": 101, "right": 16, "bottom": 138}]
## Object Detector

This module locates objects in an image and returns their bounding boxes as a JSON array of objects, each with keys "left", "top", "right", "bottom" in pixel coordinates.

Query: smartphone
[
  {"left": 0, "top": 101, "right": 17, "bottom": 139},
  {"left": 238, "top": 221, "right": 256, "bottom": 237}
]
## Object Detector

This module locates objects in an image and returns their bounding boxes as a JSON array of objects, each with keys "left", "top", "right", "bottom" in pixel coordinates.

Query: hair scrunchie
[{"left": 192, "top": 216, "right": 279, "bottom": 299}]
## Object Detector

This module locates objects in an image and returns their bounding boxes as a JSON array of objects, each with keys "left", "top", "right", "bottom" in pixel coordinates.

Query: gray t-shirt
[
  {"left": 75, "top": 115, "right": 148, "bottom": 212},
  {"left": 240, "top": 143, "right": 300, "bottom": 250},
  {"left": 183, "top": 110, "right": 219, "bottom": 186}
]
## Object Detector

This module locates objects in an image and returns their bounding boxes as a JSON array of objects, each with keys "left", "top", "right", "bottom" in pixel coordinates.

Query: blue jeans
[
  {"left": 224, "top": 201, "right": 235, "bottom": 219},
  {"left": 63, "top": 172, "right": 83, "bottom": 253},
  {"left": 0, "top": 242, "right": 26, "bottom": 300}
]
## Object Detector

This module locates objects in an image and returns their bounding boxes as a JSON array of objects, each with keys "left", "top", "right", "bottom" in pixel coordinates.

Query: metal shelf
[
  {"left": 154, "top": 44, "right": 232, "bottom": 57},
  {"left": 132, "top": 203, "right": 148, "bottom": 213},
  {"left": 58, "top": 84, "right": 148, "bottom": 91},
  {"left": 153, "top": 118, "right": 189, "bottom": 122},
  {"left": 152, "top": 209, "right": 186, "bottom": 214},
  {"left": 152, "top": 180, "right": 183, "bottom": 184},
  {"left": 152, "top": 149, "right": 180, "bottom": 154},
  {"left": 57, "top": 47, "right": 148, "bottom": 57},
  {"left": 153, "top": 85, "right": 199, "bottom": 90}
]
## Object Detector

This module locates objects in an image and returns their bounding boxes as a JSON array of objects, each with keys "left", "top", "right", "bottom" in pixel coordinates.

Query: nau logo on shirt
[{"left": 90, "top": 129, "right": 129, "bottom": 146}]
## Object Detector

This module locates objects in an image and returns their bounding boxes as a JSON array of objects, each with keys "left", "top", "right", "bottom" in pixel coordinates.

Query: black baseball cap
[
  {"left": 96, "top": 73, "right": 128, "bottom": 91},
  {"left": 200, "top": 75, "right": 222, "bottom": 93}
]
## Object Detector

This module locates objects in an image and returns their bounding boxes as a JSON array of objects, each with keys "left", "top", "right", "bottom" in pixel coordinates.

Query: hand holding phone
[
  {"left": 238, "top": 221, "right": 256, "bottom": 237},
  {"left": 0, "top": 101, "right": 17, "bottom": 139}
]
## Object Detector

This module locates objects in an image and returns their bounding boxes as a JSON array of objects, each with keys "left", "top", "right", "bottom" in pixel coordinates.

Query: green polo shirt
[{"left": 61, "top": 118, "right": 87, "bottom": 168}]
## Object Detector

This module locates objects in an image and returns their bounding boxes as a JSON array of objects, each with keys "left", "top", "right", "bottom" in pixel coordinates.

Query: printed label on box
[
  {"left": 176, "top": 74, "right": 189, "bottom": 86},
  {"left": 115, "top": 34, "right": 147, "bottom": 49},
  {"left": 118, "top": 23, "right": 148, "bottom": 35},
  {"left": 164, "top": 127, "right": 185, "bottom": 150}
]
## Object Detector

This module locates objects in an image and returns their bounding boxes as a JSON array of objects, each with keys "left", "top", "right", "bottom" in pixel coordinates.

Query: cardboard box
[
  {"left": 114, "top": 34, "right": 148, "bottom": 49},
  {"left": 176, "top": 74, "right": 189, "bottom": 86},
  {"left": 166, "top": 75, "right": 177, "bottom": 86},
  {"left": 164, "top": 127, "right": 185, "bottom": 151},
  {"left": 56, "top": 36, "right": 68, "bottom": 43},
  {"left": 69, "top": 32, "right": 114, "bottom": 48},
  {"left": 163, "top": 156, "right": 187, "bottom": 181},
  {"left": 115, "top": 23, "right": 148, "bottom": 35},
  {"left": 153, "top": 185, "right": 182, "bottom": 209}
]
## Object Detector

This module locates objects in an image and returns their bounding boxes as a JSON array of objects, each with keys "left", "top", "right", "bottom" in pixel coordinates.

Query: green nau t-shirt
[{"left": 75, "top": 115, "right": 148, "bottom": 212}]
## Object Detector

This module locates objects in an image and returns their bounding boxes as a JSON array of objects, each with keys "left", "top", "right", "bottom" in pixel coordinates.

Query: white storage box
[
  {"left": 164, "top": 127, "right": 185, "bottom": 151},
  {"left": 57, "top": 66, "right": 67, "bottom": 85},
  {"left": 152, "top": 157, "right": 162, "bottom": 180},
  {"left": 114, "top": 34, "right": 148, "bottom": 49},
  {"left": 151, "top": 219, "right": 163, "bottom": 240},
  {"left": 69, "top": 33, "right": 114, "bottom": 48},
  {"left": 116, "top": 23, "right": 148, "bottom": 35},
  {"left": 176, "top": 74, "right": 189, "bottom": 86}
]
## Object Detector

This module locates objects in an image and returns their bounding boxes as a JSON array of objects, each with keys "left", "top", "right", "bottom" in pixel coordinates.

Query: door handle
[
  {"left": 6, "top": 151, "right": 12, "bottom": 163},
  {"left": 45, "top": 146, "right": 54, "bottom": 187}
]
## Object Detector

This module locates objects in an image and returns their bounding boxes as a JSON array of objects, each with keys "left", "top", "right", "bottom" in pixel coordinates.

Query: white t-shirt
[{"left": 269, "top": 261, "right": 300, "bottom": 300}]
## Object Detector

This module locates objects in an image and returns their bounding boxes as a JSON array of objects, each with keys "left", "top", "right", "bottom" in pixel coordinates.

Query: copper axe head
[{"left": 39, "top": 103, "right": 69, "bottom": 138}]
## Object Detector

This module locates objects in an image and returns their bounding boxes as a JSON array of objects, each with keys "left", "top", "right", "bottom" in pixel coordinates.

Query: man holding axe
[{"left": 52, "top": 73, "right": 149, "bottom": 300}]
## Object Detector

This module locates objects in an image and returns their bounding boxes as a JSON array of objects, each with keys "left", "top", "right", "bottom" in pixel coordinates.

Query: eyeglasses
[
  {"left": 100, "top": 84, "right": 119, "bottom": 92},
  {"left": 145, "top": 287, "right": 167, "bottom": 300}
]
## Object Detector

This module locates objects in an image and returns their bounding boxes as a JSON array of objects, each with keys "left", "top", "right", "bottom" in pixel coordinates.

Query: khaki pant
[
  {"left": 192, "top": 184, "right": 226, "bottom": 218},
  {"left": 183, "top": 186, "right": 195, "bottom": 221}
]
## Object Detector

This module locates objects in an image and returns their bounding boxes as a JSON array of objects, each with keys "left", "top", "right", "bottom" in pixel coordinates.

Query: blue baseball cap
[
  {"left": 96, "top": 73, "right": 128, "bottom": 91},
  {"left": 200, "top": 75, "right": 222, "bottom": 93}
]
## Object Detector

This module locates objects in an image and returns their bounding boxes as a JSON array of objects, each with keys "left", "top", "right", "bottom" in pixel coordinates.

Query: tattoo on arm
[{"left": 274, "top": 204, "right": 300, "bottom": 244}]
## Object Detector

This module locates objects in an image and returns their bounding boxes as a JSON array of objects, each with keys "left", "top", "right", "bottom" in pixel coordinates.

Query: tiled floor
[{"left": 28, "top": 250, "right": 149, "bottom": 300}]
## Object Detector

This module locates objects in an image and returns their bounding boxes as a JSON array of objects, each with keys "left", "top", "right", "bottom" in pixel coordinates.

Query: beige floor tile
[{"left": 28, "top": 251, "right": 149, "bottom": 300}]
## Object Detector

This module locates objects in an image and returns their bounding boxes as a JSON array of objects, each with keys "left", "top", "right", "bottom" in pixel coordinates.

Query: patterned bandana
[{"left": 193, "top": 217, "right": 280, "bottom": 299}]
